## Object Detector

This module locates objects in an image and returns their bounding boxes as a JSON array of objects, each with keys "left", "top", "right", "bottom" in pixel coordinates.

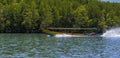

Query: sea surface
[{"left": 0, "top": 34, "right": 120, "bottom": 58}]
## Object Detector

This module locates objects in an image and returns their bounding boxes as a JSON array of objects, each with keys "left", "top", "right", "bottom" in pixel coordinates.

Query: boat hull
[{"left": 41, "top": 28, "right": 97, "bottom": 37}]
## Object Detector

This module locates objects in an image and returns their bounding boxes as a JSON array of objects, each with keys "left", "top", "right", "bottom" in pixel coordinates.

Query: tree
[{"left": 73, "top": 5, "right": 91, "bottom": 28}]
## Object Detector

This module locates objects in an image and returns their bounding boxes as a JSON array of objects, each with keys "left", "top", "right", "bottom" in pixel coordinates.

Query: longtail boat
[{"left": 41, "top": 27, "right": 97, "bottom": 37}]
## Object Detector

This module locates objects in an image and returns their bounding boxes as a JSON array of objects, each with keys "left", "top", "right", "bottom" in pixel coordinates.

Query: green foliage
[{"left": 0, "top": 0, "right": 120, "bottom": 33}]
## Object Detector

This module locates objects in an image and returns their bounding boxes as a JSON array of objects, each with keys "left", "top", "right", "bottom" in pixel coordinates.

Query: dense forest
[{"left": 0, "top": 0, "right": 120, "bottom": 33}]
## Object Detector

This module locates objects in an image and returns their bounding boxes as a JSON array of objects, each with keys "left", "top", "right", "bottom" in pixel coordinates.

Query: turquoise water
[{"left": 0, "top": 34, "right": 120, "bottom": 58}]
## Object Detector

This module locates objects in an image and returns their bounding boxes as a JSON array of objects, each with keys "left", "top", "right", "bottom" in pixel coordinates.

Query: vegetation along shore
[{"left": 0, "top": 0, "right": 120, "bottom": 33}]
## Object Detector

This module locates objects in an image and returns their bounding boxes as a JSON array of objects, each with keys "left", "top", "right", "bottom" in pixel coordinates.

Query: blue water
[{"left": 0, "top": 34, "right": 120, "bottom": 58}]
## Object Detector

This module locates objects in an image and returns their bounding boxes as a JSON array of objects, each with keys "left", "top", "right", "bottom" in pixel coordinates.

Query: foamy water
[
  {"left": 55, "top": 34, "right": 72, "bottom": 37},
  {"left": 102, "top": 28, "right": 120, "bottom": 37}
]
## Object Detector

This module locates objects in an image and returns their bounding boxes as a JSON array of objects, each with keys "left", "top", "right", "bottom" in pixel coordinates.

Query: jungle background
[{"left": 0, "top": 0, "right": 120, "bottom": 33}]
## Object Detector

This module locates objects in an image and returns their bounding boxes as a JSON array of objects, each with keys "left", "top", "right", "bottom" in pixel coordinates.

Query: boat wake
[
  {"left": 54, "top": 33, "right": 90, "bottom": 37},
  {"left": 102, "top": 28, "right": 120, "bottom": 37},
  {"left": 54, "top": 34, "right": 72, "bottom": 37}
]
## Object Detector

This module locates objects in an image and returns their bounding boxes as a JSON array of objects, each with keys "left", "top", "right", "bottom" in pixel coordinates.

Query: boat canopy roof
[{"left": 47, "top": 28, "right": 97, "bottom": 30}]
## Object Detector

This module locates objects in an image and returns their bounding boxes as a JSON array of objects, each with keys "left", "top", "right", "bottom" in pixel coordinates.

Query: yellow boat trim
[{"left": 41, "top": 28, "right": 62, "bottom": 35}]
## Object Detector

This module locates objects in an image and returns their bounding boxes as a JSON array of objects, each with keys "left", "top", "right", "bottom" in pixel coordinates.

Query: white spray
[
  {"left": 55, "top": 34, "right": 72, "bottom": 37},
  {"left": 102, "top": 28, "right": 120, "bottom": 37}
]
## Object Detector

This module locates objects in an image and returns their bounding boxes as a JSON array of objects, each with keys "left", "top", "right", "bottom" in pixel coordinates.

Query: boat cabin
[{"left": 46, "top": 27, "right": 97, "bottom": 35}]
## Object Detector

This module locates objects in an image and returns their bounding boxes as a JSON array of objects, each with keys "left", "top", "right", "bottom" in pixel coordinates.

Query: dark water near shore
[{"left": 0, "top": 34, "right": 120, "bottom": 58}]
